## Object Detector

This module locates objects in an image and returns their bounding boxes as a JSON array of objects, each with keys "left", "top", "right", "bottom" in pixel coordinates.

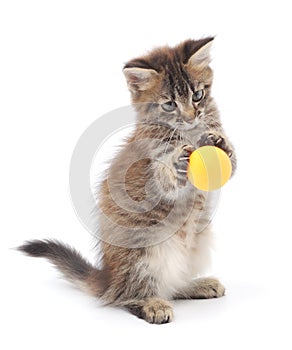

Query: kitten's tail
[{"left": 18, "top": 239, "right": 109, "bottom": 297}]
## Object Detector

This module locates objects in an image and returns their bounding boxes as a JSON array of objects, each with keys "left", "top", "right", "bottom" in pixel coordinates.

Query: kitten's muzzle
[
  {"left": 181, "top": 114, "right": 196, "bottom": 124},
  {"left": 176, "top": 119, "right": 185, "bottom": 125},
  {"left": 178, "top": 106, "right": 196, "bottom": 124}
]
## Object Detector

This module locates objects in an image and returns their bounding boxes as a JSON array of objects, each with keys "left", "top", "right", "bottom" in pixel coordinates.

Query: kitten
[{"left": 19, "top": 37, "right": 236, "bottom": 324}]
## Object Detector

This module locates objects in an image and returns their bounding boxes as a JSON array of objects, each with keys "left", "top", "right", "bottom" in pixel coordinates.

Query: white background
[{"left": 1, "top": 0, "right": 292, "bottom": 349}]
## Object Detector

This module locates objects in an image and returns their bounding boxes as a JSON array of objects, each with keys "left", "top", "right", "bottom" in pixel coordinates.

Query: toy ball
[{"left": 187, "top": 146, "right": 232, "bottom": 191}]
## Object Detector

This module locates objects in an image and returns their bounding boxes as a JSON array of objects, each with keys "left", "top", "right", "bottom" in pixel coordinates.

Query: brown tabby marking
[{"left": 19, "top": 38, "right": 236, "bottom": 324}]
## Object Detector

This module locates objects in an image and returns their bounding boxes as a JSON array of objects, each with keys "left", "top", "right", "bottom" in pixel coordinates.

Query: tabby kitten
[{"left": 19, "top": 37, "right": 236, "bottom": 324}]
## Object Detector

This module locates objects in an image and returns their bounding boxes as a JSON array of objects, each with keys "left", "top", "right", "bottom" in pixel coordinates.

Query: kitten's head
[{"left": 123, "top": 38, "right": 214, "bottom": 130}]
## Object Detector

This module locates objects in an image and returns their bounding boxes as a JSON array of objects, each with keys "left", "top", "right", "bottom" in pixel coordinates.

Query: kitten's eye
[
  {"left": 192, "top": 89, "right": 204, "bottom": 103},
  {"left": 161, "top": 101, "right": 177, "bottom": 112}
]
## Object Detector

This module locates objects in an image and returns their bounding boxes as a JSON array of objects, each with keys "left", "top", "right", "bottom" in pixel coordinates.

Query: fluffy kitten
[{"left": 19, "top": 37, "right": 236, "bottom": 324}]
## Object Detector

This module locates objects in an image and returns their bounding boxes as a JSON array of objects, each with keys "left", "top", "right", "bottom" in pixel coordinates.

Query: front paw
[
  {"left": 199, "top": 132, "right": 233, "bottom": 158},
  {"left": 173, "top": 145, "right": 195, "bottom": 187}
]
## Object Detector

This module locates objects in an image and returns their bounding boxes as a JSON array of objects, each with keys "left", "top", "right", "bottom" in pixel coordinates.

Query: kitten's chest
[
  {"left": 152, "top": 192, "right": 211, "bottom": 298},
  {"left": 175, "top": 184, "right": 212, "bottom": 236},
  {"left": 146, "top": 224, "right": 213, "bottom": 299}
]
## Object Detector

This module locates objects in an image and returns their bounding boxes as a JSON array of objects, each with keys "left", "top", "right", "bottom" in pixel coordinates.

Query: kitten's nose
[
  {"left": 183, "top": 106, "right": 194, "bottom": 114},
  {"left": 181, "top": 107, "right": 196, "bottom": 124}
]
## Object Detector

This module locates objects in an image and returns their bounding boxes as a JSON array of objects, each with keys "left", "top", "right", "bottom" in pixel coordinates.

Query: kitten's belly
[{"left": 146, "top": 226, "right": 213, "bottom": 299}]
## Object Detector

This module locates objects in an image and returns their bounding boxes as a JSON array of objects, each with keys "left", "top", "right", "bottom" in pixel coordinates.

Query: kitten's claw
[
  {"left": 198, "top": 132, "right": 233, "bottom": 158},
  {"left": 182, "top": 144, "right": 195, "bottom": 152},
  {"left": 178, "top": 156, "right": 190, "bottom": 161},
  {"left": 215, "top": 137, "right": 223, "bottom": 145}
]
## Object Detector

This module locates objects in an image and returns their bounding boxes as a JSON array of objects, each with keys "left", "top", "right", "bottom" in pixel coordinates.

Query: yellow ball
[{"left": 187, "top": 146, "right": 232, "bottom": 191}]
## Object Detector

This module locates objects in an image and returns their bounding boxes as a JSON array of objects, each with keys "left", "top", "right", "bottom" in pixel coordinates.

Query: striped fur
[{"left": 19, "top": 38, "right": 236, "bottom": 324}]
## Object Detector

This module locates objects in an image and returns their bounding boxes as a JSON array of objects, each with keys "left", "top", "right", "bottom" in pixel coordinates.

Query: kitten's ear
[
  {"left": 123, "top": 67, "right": 158, "bottom": 92},
  {"left": 187, "top": 39, "right": 213, "bottom": 68}
]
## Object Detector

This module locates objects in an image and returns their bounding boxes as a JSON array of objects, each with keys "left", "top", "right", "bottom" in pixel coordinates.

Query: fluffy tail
[{"left": 18, "top": 239, "right": 109, "bottom": 297}]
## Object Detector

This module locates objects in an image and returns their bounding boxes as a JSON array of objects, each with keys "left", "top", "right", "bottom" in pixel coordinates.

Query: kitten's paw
[
  {"left": 198, "top": 132, "right": 233, "bottom": 158},
  {"left": 141, "top": 298, "right": 174, "bottom": 324},
  {"left": 174, "top": 144, "right": 196, "bottom": 187},
  {"left": 193, "top": 277, "right": 225, "bottom": 299}
]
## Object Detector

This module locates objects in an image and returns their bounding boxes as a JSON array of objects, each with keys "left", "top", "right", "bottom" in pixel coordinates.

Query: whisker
[
  {"left": 156, "top": 127, "right": 171, "bottom": 150},
  {"left": 164, "top": 127, "right": 177, "bottom": 155}
]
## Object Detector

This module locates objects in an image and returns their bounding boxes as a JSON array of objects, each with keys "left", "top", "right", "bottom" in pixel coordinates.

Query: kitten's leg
[
  {"left": 122, "top": 297, "right": 174, "bottom": 324},
  {"left": 152, "top": 144, "right": 195, "bottom": 196},
  {"left": 175, "top": 277, "right": 225, "bottom": 299}
]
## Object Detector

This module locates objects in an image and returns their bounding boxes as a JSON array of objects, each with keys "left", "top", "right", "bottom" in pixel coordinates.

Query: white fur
[{"left": 146, "top": 226, "right": 213, "bottom": 300}]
